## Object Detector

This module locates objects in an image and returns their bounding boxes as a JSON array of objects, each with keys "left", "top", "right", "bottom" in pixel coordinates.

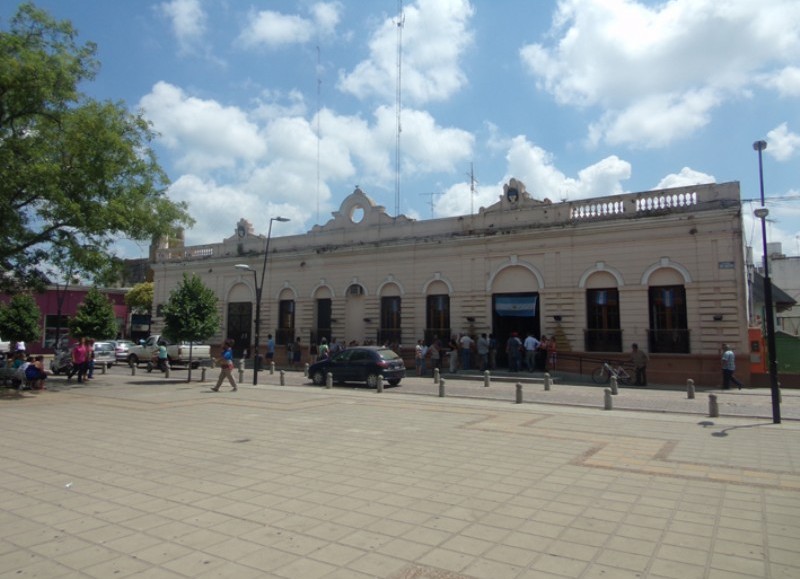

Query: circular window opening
[{"left": 350, "top": 205, "right": 365, "bottom": 224}]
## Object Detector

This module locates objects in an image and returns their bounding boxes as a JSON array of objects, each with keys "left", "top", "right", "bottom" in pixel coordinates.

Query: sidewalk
[{"left": 1, "top": 368, "right": 799, "bottom": 578}]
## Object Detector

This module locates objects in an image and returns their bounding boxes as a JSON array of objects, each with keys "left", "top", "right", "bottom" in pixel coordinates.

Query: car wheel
[
  {"left": 366, "top": 373, "right": 381, "bottom": 388},
  {"left": 311, "top": 371, "right": 326, "bottom": 386},
  {"left": 388, "top": 379, "right": 401, "bottom": 386}
]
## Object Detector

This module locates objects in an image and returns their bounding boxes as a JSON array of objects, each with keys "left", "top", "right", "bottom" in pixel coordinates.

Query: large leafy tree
[
  {"left": 68, "top": 287, "right": 117, "bottom": 340},
  {"left": 0, "top": 294, "right": 41, "bottom": 346},
  {"left": 162, "top": 274, "right": 219, "bottom": 382},
  {"left": 0, "top": 3, "right": 192, "bottom": 289},
  {"left": 125, "top": 282, "right": 154, "bottom": 314}
]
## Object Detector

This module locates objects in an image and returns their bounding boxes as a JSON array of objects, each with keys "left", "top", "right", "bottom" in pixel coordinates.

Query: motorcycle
[{"left": 50, "top": 348, "right": 73, "bottom": 375}]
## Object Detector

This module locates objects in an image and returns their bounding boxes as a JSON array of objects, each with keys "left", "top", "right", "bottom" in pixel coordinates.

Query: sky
[{"left": 4, "top": 0, "right": 800, "bottom": 261}]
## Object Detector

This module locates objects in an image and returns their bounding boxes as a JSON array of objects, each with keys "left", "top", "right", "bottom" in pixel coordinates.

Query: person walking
[
  {"left": 156, "top": 341, "right": 170, "bottom": 373},
  {"left": 721, "top": 343, "right": 744, "bottom": 390},
  {"left": 630, "top": 343, "right": 649, "bottom": 386},
  {"left": 212, "top": 339, "right": 237, "bottom": 392},
  {"left": 67, "top": 338, "right": 89, "bottom": 383}
]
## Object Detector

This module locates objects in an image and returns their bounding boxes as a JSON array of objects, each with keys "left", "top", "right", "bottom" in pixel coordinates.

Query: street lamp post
[
  {"left": 235, "top": 216, "right": 289, "bottom": 385},
  {"left": 753, "top": 139, "right": 780, "bottom": 424}
]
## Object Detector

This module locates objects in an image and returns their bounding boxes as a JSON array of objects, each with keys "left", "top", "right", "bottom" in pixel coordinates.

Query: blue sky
[{"left": 4, "top": 0, "right": 800, "bottom": 259}]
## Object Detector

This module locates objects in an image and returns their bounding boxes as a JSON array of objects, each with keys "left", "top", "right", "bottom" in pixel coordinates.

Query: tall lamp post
[
  {"left": 753, "top": 139, "right": 781, "bottom": 424},
  {"left": 235, "top": 216, "right": 289, "bottom": 385}
]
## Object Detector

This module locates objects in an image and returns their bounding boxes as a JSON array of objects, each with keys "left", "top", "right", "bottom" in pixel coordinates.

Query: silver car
[
  {"left": 93, "top": 341, "right": 116, "bottom": 368},
  {"left": 113, "top": 340, "right": 136, "bottom": 364}
]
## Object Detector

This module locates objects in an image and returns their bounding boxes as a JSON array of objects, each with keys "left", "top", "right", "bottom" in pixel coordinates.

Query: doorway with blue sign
[{"left": 492, "top": 293, "right": 540, "bottom": 369}]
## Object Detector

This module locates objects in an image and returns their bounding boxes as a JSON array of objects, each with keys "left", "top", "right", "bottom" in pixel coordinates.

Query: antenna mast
[
  {"left": 394, "top": 0, "right": 404, "bottom": 218},
  {"left": 467, "top": 162, "right": 478, "bottom": 215},
  {"left": 420, "top": 192, "right": 435, "bottom": 219},
  {"left": 316, "top": 45, "right": 322, "bottom": 224}
]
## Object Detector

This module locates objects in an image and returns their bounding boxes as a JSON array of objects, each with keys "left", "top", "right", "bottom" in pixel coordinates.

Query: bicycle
[{"left": 592, "top": 361, "right": 634, "bottom": 385}]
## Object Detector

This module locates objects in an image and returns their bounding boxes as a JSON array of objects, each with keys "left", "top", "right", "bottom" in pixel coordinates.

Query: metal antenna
[
  {"left": 467, "top": 163, "right": 478, "bottom": 215},
  {"left": 316, "top": 45, "right": 322, "bottom": 225},
  {"left": 420, "top": 192, "right": 436, "bottom": 219},
  {"left": 394, "top": 0, "right": 404, "bottom": 219}
]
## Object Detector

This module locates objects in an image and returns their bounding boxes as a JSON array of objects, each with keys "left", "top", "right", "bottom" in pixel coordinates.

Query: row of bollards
[{"left": 128, "top": 361, "right": 730, "bottom": 419}]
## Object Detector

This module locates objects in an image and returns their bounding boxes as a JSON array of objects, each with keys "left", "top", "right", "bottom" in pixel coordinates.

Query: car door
[
  {"left": 346, "top": 349, "right": 372, "bottom": 382},
  {"left": 327, "top": 349, "right": 352, "bottom": 382}
]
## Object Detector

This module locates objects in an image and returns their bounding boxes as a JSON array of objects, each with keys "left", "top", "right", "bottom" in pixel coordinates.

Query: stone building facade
[{"left": 152, "top": 180, "right": 748, "bottom": 386}]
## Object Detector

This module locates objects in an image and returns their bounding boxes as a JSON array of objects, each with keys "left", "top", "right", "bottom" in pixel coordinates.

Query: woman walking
[{"left": 212, "top": 340, "right": 237, "bottom": 392}]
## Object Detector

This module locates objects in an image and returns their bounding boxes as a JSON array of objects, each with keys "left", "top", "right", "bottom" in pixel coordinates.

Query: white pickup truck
[{"left": 126, "top": 335, "right": 212, "bottom": 368}]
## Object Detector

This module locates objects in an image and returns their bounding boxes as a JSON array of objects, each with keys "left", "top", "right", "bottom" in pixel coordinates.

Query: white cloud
[
  {"left": 238, "top": 2, "right": 342, "bottom": 49},
  {"left": 654, "top": 168, "right": 716, "bottom": 190},
  {"left": 520, "top": 0, "right": 800, "bottom": 148},
  {"left": 434, "top": 136, "right": 631, "bottom": 217},
  {"left": 139, "top": 82, "right": 267, "bottom": 174},
  {"left": 763, "top": 66, "right": 800, "bottom": 98},
  {"left": 767, "top": 123, "right": 800, "bottom": 161},
  {"left": 338, "top": 0, "right": 475, "bottom": 105},
  {"left": 158, "top": 0, "right": 206, "bottom": 54}
]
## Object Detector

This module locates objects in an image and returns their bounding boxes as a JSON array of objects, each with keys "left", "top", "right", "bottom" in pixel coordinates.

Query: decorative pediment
[
  {"left": 312, "top": 187, "right": 414, "bottom": 231},
  {"left": 480, "top": 178, "right": 552, "bottom": 214}
]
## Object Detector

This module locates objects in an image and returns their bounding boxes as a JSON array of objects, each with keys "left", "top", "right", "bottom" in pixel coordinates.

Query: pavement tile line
[{"left": 455, "top": 410, "right": 800, "bottom": 491}]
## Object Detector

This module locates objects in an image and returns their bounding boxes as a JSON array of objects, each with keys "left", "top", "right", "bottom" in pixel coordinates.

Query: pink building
[{"left": 0, "top": 286, "right": 129, "bottom": 354}]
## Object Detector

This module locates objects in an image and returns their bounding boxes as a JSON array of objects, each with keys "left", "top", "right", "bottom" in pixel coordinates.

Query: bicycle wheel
[
  {"left": 616, "top": 369, "right": 633, "bottom": 385},
  {"left": 592, "top": 366, "right": 610, "bottom": 384}
]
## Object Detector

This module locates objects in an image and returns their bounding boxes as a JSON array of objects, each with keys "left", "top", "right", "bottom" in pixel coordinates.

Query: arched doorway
[{"left": 491, "top": 265, "right": 541, "bottom": 368}]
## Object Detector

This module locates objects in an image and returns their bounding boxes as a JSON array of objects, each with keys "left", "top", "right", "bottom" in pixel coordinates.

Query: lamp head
[
  {"left": 753, "top": 140, "right": 767, "bottom": 152},
  {"left": 273, "top": 216, "right": 290, "bottom": 223},
  {"left": 754, "top": 207, "right": 769, "bottom": 219},
  {"left": 234, "top": 264, "right": 254, "bottom": 272}
]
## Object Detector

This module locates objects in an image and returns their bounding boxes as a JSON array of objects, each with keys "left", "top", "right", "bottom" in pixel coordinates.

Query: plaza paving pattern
[{"left": 1, "top": 368, "right": 799, "bottom": 578}]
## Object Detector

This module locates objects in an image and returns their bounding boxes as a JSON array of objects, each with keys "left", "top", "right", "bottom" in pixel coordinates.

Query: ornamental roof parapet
[{"left": 153, "top": 180, "right": 740, "bottom": 263}]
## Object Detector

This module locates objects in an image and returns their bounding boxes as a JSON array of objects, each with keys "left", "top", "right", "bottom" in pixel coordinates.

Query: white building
[{"left": 152, "top": 180, "right": 748, "bottom": 386}]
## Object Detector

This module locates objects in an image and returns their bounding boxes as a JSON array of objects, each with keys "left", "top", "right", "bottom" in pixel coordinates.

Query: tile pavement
[{"left": 0, "top": 367, "right": 799, "bottom": 578}]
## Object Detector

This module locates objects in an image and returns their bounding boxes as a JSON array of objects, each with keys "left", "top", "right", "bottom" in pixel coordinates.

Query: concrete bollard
[
  {"left": 484, "top": 370, "right": 490, "bottom": 388},
  {"left": 516, "top": 382, "right": 523, "bottom": 404},
  {"left": 201, "top": 367, "right": 207, "bottom": 382},
  {"left": 377, "top": 379, "right": 383, "bottom": 393},
  {"left": 270, "top": 361, "right": 275, "bottom": 375},
  {"left": 280, "top": 370, "right": 285, "bottom": 386},
  {"left": 543, "top": 372, "right": 551, "bottom": 391},
  {"left": 610, "top": 375, "right": 618, "bottom": 395},
  {"left": 238, "top": 359, "right": 245, "bottom": 383},
  {"left": 687, "top": 378, "right": 695, "bottom": 399},
  {"left": 304, "top": 363, "right": 309, "bottom": 378},
  {"left": 709, "top": 393, "right": 719, "bottom": 417},
  {"left": 165, "top": 367, "right": 170, "bottom": 379},
  {"left": 439, "top": 378, "right": 445, "bottom": 397},
  {"left": 101, "top": 364, "right": 107, "bottom": 375},
  {"left": 326, "top": 372, "right": 333, "bottom": 389},
  {"left": 434, "top": 368, "right": 440, "bottom": 385},
  {"left": 604, "top": 388, "right": 613, "bottom": 410},
  {"left": 130, "top": 363, "right": 136, "bottom": 376}
]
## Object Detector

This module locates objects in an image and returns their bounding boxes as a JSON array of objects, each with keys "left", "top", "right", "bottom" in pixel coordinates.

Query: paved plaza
[{"left": 1, "top": 368, "right": 799, "bottom": 578}]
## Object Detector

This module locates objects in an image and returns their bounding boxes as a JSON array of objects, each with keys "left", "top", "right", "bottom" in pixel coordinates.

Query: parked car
[
  {"left": 93, "top": 341, "right": 116, "bottom": 368},
  {"left": 127, "top": 335, "right": 211, "bottom": 368},
  {"left": 308, "top": 346, "right": 405, "bottom": 388},
  {"left": 113, "top": 340, "right": 136, "bottom": 363}
]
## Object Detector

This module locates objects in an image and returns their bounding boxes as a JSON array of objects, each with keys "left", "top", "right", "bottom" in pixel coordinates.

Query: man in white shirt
[
  {"left": 523, "top": 333, "right": 540, "bottom": 372},
  {"left": 459, "top": 333, "right": 473, "bottom": 371}
]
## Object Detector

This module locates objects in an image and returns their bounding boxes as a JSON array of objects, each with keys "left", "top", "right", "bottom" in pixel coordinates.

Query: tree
[
  {"left": 162, "top": 274, "right": 220, "bottom": 381},
  {"left": 0, "top": 294, "right": 41, "bottom": 346},
  {"left": 125, "top": 282, "right": 154, "bottom": 314},
  {"left": 0, "top": 3, "right": 193, "bottom": 290},
  {"left": 68, "top": 287, "right": 117, "bottom": 340}
]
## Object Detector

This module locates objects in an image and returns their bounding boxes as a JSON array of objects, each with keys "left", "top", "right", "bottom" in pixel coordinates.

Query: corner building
[{"left": 153, "top": 180, "right": 747, "bottom": 387}]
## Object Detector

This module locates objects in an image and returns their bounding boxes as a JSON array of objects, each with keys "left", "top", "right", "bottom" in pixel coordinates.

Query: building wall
[
  {"left": 152, "top": 180, "right": 748, "bottom": 386},
  {"left": 0, "top": 286, "right": 129, "bottom": 353}
]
